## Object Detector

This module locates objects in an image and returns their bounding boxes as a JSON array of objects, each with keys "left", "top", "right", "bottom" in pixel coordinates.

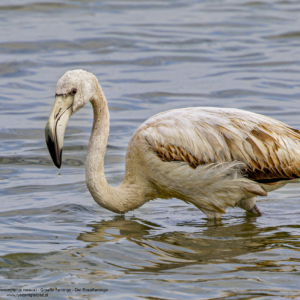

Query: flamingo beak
[{"left": 45, "top": 95, "right": 73, "bottom": 169}]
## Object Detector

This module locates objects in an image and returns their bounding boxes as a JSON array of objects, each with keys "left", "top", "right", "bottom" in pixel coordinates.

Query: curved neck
[
  {"left": 86, "top": 85, "right": 109, "bottom": 181},
  {"left": 85, "top": 84, "right": 145, "bottom": 214}
]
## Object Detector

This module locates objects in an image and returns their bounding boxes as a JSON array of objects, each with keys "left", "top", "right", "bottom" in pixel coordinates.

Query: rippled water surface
[{"left": 1, "top": 0, "right": 300, "bottom": 299}]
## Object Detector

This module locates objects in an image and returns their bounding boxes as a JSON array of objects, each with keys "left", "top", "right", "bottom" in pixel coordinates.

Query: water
[{"left": 1, "top": 0, "right": 300, "bottom": 299}]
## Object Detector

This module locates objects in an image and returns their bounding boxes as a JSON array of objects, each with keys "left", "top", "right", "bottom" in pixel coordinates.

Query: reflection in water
[
  {"left": 0, "top": 211, "right": 300, "bottom": 298},
  {"left": 77, "top": 217, "right": 285, "bottom": 272}
]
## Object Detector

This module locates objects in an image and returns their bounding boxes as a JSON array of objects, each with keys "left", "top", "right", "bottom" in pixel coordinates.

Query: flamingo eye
[{"left": 71, "top": 88, "right": 77, "bottom": 95}]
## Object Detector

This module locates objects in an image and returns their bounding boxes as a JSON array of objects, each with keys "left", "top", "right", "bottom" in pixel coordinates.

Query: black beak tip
[
  {"left": 54, "top": 155, "right": 62, "bottom": 169},
  {"left": 46, "top": 135, "right": 62, "bottom": 169}
]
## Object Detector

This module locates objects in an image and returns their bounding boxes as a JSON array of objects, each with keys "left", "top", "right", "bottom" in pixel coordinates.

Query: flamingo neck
[{"left": 85, "top": 84, "right": 144, "bottom": 213}]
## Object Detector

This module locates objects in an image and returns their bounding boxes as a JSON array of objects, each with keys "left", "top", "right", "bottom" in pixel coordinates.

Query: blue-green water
[{"left": 1, "top": 0, "right": 300, "bottom": 299}]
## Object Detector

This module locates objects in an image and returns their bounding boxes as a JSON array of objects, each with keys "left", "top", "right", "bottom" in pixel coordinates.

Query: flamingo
[{"left": 45, "top": 70, "right": 300, "bottom": 219}]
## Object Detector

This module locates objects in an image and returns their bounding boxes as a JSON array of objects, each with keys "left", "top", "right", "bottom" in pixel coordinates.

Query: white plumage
[{"left": 45, "top": 70, "right": 300, "bottom": 219}]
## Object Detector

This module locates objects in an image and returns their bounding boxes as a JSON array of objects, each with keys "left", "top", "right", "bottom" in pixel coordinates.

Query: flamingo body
[{"left": 45, "top": 70, "right": 300, "bottom": 219}]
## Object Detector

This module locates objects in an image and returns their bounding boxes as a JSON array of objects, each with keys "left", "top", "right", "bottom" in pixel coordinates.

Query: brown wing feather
[{"left": 145, "top": 121, "right": 300, "bottom": 184}]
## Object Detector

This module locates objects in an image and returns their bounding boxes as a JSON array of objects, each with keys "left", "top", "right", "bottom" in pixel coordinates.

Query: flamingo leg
[
  {"left": 201, "top": 209, "right": 223, "bottom": 219},
  {"left": 236, "top": 197, "right": 262, "bottom": 216}
]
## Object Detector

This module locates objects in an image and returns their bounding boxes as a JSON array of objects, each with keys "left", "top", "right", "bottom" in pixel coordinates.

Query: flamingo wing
[{"left": 140, "top": 107, "right": 300, "bottom": 183}]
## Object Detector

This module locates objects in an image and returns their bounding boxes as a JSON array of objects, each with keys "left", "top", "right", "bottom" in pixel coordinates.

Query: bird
[{"left": 45, "top": 69, "right": 300, "bottom": 219}]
